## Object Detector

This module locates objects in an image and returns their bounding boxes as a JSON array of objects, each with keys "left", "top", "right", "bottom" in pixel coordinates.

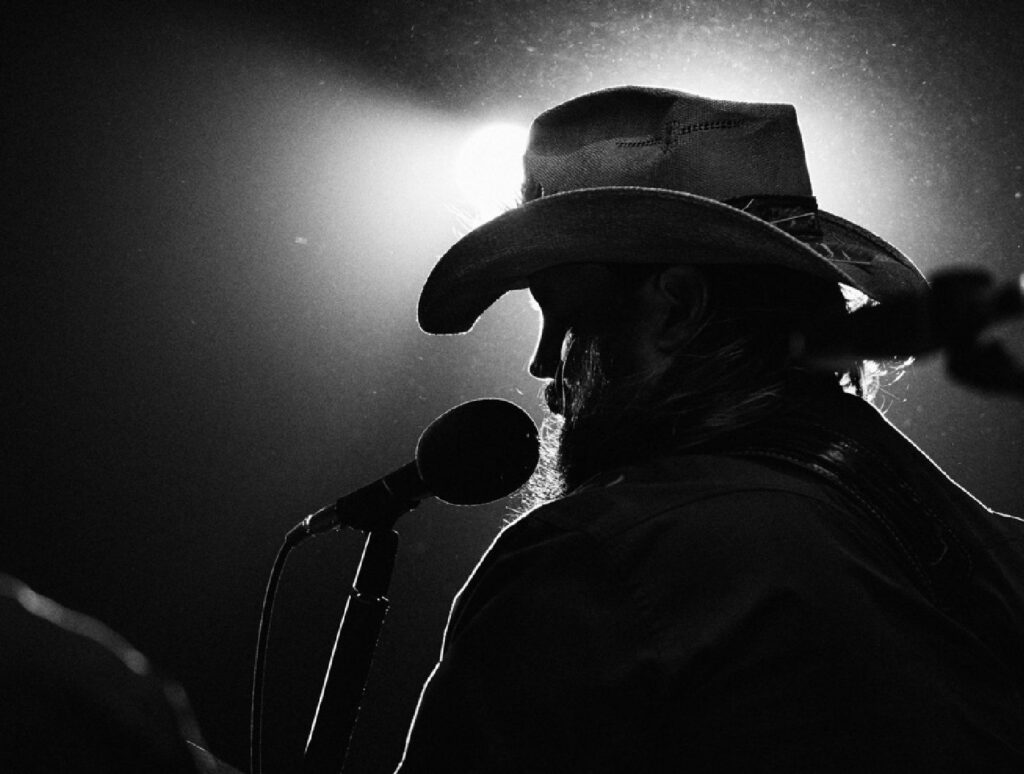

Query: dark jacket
[{"left": 398, "top": 394, "right": 1024, "bottom": 772}]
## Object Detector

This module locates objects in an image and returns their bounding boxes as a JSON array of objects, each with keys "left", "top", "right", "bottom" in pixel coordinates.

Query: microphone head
[{"left": 415, "top": 399, "right": 540, "bottom": 505}]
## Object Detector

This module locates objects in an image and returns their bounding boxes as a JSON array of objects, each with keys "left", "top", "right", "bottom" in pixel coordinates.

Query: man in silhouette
[{"left": 399, "top": 86, "right": 1024, "bottom": 771}]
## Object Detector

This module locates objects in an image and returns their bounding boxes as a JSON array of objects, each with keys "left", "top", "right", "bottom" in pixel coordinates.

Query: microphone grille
[{"left": 415, "top": 399, "right": 540, "bottom": 505}]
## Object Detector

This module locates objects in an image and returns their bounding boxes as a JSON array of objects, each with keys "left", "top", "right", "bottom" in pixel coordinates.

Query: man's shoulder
[
  {"left": 521, "top": 452, "right": 848, "bottom": 545},
  {"left": 453, "top": 452, "right": 883, "bottom": 644}
]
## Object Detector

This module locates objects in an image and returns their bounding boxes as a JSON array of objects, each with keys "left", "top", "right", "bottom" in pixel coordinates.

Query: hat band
[{"left": 724, "top": 195, "right": 823, "bottom": 242}]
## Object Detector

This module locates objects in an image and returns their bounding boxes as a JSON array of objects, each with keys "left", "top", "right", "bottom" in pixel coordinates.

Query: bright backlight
[{"left": 455, "top": 122, "right": 530, "bottom": 221}]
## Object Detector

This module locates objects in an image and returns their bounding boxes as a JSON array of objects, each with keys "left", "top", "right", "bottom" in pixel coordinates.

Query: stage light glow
[{"left": 454, "top": 122, "right": 530, "bottom": 221}]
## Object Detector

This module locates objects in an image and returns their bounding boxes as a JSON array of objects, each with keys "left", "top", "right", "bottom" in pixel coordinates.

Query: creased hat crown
[
  {"left": 522, "top": 87, "right": 813, "bottom": 203},
  {"left": 418, "top": 85, "right": 927, "bottom": 334}
]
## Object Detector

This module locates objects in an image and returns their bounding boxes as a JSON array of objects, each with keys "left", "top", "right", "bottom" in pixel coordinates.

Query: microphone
[
  {"left": 299, "top": 399, "right": 540, "bottom": 535},
  {"left": 797, "top": 267, "right": 1024, "bottom": 366}
]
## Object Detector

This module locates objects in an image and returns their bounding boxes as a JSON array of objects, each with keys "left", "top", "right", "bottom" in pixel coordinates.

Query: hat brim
[{"left": 418, "top": 187, "right": 928, "bottom": 334}]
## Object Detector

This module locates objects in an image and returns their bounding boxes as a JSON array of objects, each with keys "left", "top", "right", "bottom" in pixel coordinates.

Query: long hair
[
  {"left": 607, "top": 263, "right": 877, "bottom": 450},
  {"left": 519, "top": 262, "right": 895, "bottom": 510}
]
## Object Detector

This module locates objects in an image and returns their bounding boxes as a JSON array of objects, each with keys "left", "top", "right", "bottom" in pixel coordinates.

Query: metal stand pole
[{"left": 301, "top": 528, "right": 399, "bottom": 774}]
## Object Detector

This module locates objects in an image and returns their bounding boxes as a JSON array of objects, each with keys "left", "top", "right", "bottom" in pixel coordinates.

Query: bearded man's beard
[{"left": 523, "top": 334, "right": 667, "bottom": 508}]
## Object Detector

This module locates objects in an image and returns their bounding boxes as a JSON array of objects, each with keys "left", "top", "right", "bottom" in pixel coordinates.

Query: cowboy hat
[{"left": 418, "top": 86, "right": 928, "bottom": 334}]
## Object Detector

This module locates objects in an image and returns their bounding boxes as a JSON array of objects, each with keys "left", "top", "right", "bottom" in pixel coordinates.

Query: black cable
[{"left": 251, "top": 524, "right": 309, "bottom": 774}]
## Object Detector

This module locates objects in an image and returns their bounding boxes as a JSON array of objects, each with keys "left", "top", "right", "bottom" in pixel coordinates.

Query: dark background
[{"left": 4, "top": 1, "right": 1022, "bottom": 771}]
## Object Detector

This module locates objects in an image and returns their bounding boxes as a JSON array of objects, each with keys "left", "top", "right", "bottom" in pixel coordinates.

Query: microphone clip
[{"left": 301, "top": 462, "right": 428, "bottom": 537}]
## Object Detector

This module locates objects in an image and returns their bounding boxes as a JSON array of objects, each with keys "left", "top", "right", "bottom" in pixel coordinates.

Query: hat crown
[
  {"left": 417, "top": 85, "right": 926, "bottom": 335},
  {"left": 523, "top": 86, "right": 813, "bottom": 203}
]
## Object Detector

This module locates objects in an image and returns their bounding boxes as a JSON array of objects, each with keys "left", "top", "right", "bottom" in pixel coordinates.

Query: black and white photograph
[{"left": 5, "top": 1, "right": 1024, "bottom": 771}]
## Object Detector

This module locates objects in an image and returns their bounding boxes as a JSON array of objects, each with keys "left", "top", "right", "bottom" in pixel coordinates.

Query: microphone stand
[
  {"left": 801, "top": 267, "right": 1024, "bottom": 399},
  {"left": 931, "top": 269, "right": 1024, "bottom": 399},
  {"left": 270, "top": 399, "right": 537, "bottom": 773},
  {"left": 301, "top": 525, "right": 401, "bottom": 774}
]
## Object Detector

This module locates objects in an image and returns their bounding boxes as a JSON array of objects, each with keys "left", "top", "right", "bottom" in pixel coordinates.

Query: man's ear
[{"left": 652, "top": 265, "right": 709, "bottom": 351}]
